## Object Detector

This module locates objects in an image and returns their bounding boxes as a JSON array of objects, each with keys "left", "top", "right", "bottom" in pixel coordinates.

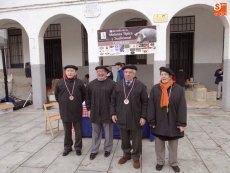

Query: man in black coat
[
  {"left": 111, "top": 65, "right": 148, "bottom": 169},
  {"left": 214, "top": 63, "right": 223, "bottom": 100},
  {"left": 147, "top": 67, "right": 187, "bottom": 173},
  {"left": 55, "top": 65, "right": 86, "bottom": 156},
  {"left": 86, "top": 66, "right": 116, "bottom": 160}
]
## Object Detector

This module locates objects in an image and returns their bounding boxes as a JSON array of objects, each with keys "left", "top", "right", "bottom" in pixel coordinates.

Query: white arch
[
  {"left": 0, "top": 18, "right": 29, "bottom": 34},
  {"left": 38, "top": 13, "right": 86, "bottom": 37},
  {"left": 99, "top": 8, "right": 152, "bottom": 29}
]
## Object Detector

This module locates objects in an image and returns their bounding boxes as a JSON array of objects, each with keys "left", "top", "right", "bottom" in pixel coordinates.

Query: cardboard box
[{"left": 0, "top": 102, "right": 14, "bottom": 114}]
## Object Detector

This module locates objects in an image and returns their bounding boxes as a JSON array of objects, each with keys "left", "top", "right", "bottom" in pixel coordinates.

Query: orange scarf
[{"left": 159, "top": 79, "right": 174, "bottom": 108}]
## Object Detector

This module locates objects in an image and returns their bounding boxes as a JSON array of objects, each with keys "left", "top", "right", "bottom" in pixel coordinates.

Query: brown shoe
[
  {"left": 133, "top": 160, "right": 140, "bottom": 169},
  {"left": 118, "top": 155, "right": 131, "bottom": 164}
]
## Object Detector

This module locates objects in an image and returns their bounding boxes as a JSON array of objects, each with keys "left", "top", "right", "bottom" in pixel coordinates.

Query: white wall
[
  {"left": 194, "top": 10, "right": 223, "bottom": 63},
  {"left": 99, "top": 7, "right": 224, "bottom": 66},
  {"left": 0, "top": 52, "right": 2, "bottom": 69},
  {"left": 175, "top": 8, "right": 223, "bottom": 64},
  {"left": 22, "top": 29, "right": 30, "bottom": 65},
  {"left": 55, "top": 17, "right": 83, "bottom": 66}
]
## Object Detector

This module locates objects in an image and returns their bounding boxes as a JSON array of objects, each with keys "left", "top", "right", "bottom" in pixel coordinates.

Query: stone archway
[{"left": 0, "top": 19, "right": 32, "bottom": 108}]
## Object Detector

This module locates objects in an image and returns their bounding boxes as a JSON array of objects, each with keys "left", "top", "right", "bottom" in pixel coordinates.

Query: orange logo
[{"left": 214, "top": 3, "right": 227, "bottom": 16}]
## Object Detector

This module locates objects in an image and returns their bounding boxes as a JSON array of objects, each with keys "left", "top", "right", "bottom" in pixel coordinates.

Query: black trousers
[
  {"left": 62, "top": 121, "right": 82, "bottom": 151},
  {"left": 120, "top": 127, "right": 142, "bottom": 160}
]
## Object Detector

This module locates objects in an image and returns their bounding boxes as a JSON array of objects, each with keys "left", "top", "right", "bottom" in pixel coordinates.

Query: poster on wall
[{"left": 97, "top": 26, "right": 156, "bottom": 56}]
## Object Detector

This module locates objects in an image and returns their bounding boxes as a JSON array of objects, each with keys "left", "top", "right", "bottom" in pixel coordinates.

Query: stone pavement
[{"left": 0, "top": 101, "right": 230, "bottom": 173}]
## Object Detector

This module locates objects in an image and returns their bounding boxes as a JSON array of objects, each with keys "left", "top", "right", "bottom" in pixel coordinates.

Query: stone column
[
  {"left": 222, "top": 28, "right": 230, "bottom": 111},
  {"left": 87, "top": 28, "right": 99, "bottom": 81},
  {"left": 153, "top": 24, "right": 167, "bottom": 84},
  {"left": 29, "top": 36, "right": 46, "bottom": 109}
]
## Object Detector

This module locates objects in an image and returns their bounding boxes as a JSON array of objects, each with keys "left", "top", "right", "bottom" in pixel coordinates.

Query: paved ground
[{"left": 0, "top": 100, "right": 230, "bottom": 173}]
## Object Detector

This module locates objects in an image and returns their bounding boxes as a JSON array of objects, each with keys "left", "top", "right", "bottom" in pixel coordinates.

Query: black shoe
[
  {"left": 217, "top": 98, "right": 220, "bottom": 100},
  {"left": 171, "top": 166, "right": 180, "bottom": 173},
  {"left": 104, "top": 151, "right": 110, "bottom": 157},
  {"left": 62, "top": 149, "right": 72, "bottom": 156},
  {"left": 156, "top": 164, "right": 163, "bottom": 171},
  {"left": 90, "top": 153, "right": 97, "bottom": 160},
  {"left": 76, "top": 150, "right": 82, "bottom": 156}
]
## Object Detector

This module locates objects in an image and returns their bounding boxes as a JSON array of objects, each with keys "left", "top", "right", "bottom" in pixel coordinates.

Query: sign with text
[
  {"left": 213, "top": 2, "right": 227, "bottom": 16},
  {"left": 97, "top": 26, "right": 156, "bottom": 56},
  {"left": 153, "top": 14, "right": 168, "bottom": 23}
]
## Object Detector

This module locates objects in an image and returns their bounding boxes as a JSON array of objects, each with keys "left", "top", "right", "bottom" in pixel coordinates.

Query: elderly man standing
[
  {"left": 86, "top": 66, "right": 116, "bottom": 160},
  {"left": 111, "top": 65, "right": 148, "bottom": 169},
  {"left": 147, "top": 67, "right": 187, "bottom": 173},
  {"left": 55, "top": 65, "right": 86, "bottom": 156}
]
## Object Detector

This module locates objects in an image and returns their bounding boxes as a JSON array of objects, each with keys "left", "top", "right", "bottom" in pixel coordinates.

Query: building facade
[{"left": 0, "top": 0, "right": 229, "bottom": 110}]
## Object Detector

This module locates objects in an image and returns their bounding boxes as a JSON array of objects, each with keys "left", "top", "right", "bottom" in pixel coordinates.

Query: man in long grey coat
[
  {"left": 111, "top": 65, "right": 148, "bottom": 169},
  {"left": 55, "top": 65, "right": 86, "bottom": 156},
  {"left": 147, "top": 67, "right": 187, "bottom": 173},
  {"left": 86, "top": 65, "right": 116, "bottom": 160}
]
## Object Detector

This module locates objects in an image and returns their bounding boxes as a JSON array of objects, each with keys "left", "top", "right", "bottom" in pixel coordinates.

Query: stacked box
[
  {"left": 206, "top": 90, "right": 217, "bottom": 101},
  {"left": 193, "top": 87, "right": 207, "bottom": 101}
]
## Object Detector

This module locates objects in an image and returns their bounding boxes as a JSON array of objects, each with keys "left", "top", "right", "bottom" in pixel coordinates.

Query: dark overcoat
[
  {"left": 147, "top": 83, "right": 187, "bottom": 140},
  {"left": 55, "top": 78, "right": 86, "bottom": 122},
  {"left": 86, "top": 78, "right": 116, "bottom": 123},
  {"left": 111, "top": 79, "right": 148, "bottom": 130}
]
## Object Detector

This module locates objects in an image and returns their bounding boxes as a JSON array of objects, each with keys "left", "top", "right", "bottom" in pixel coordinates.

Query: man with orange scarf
[
  {"left": 147, "top": 67, "right": 187, "bottom": 173},
  {"left": 55, "top": 65, "right": 86, "bottom": 156}
]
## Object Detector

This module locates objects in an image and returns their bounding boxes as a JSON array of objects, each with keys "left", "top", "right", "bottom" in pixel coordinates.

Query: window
[
  {"left": 44, "top": 24, "right": 61, "bottom": 39},
  {"left": 170, "top": 16, "right": 195, "bottom": 32},
  {"left": 7, "top": 28, "right": 23, "bottom": 68}
]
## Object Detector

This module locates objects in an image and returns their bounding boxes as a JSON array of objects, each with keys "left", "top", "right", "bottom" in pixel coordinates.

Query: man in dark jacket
[
  {"left": 86, "top": 66, "right": 116, "bottom": 160},
  {"left": 214, "top": 63, "right": 223, "bottom": 100},
  {"left": 55, "top": 65, "right": 86, "bottom": 156},
  {"left": 147, "top": 67, "right": 187, "bottom": 173},
  {"left": 111, "top": 65, "right": 148, "bottom": 169},
  {"left": 115, "top": 62, "right": 124, "bottom": 82}
]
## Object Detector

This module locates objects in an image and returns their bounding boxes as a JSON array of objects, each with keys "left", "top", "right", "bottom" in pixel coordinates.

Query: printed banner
[{"left": 97, "top": 26, "right": 156, "bottom": 56}]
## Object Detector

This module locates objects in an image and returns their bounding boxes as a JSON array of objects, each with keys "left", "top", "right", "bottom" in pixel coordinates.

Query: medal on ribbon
[
  {"left": 123, "top": 79, "right": 135, "bottom": 105},
  {"left": 64, "top": 79, "right": 76, "bottom": 101}
]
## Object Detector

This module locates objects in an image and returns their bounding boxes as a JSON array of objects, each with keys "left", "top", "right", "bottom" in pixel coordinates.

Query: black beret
[
  {"left": 122, "top": 65, "right": 138, "bottom": 71},
  {"left": 95, "top": 65, "right": 109, "bottom": 72},
  {"left": 115, "top": 62, "right": 123, "bottom": 66},
  {"left": 159, "top": 67, "right": 175, "bottom": 76},
  {"left": 64, "top": 65, "right": 78, "bottom": 71}
]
